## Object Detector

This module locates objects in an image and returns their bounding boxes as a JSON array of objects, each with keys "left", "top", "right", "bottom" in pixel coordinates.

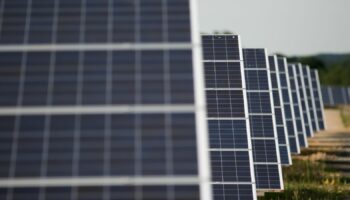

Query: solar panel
[
  {"left": 287, "top": 64, "right": 308, "bottom": 148},
  {"left": 332, "top": 86, "right": 346, "bottom": 105},
  {"left": 325, "top": 86, "right": 350, "bottom": 106},
  {"left": 305, "top": 66, "right": 319, "bottom": 132},
  {"left": 243, "top": 49, "right": 283, "bottom": 191},
  {"left": 276, "top": 57, "right": 300, "bottom": 154},
  {"left": 347, "top": 87, "right": 350, "bottom": 104},
  {"left": 321, "top": 86, "right": 332, "bottom": 106},
  {"left": 202, "top": 35, "right": 257, "bottom": 200},
  {"left": 268, "top": 55, "right": 292, "bottom": 165},
  {"left": 0, "top": 1, "right": 213, "bottom": 199},
  {"left": 342, "top": 87, "right": 350, "bottom": 104},
  {"left": 295, "top": 64, "right": 313, "bottom": 138},
  {"left": 310, "top": 69, "right": 326, "bottom": 130}
]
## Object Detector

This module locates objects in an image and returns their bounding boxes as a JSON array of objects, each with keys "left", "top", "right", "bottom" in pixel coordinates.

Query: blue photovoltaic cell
[
  {"left": 212, "top": 184, "right": 254, "bottom": 200},
  {"left": 321, "top": 85, "right": 350, "bottom": 108},
  {"left": 287, "top": 64, "right": 308, "bottom": 148},
  {"left": 295, "top": 64, "right": 313, "bottom": 138},
  {"left": 0, "top": 114, "right": 199, "bottom": 178},
  {"left": 277, "top": 57, "right": 300, "bottom": 154},
  {"left": 332, "top": 87, "right": 348, "bottom": 105},
  {"left": 0, "top": 50, "right": 196, "bottom": 107},
  {"left": 208, "top": 120, "right": 248, "bottom": 149},
  {"left": 0, "top": 0, "right": 192, "bottom": 44},
  {"left": 243, "top": 49, "right": 282, "bottom": 190},
  {"left": 211, "top": 151, "right": 252, "bottom": 182},
  {"left": 254, "top": 165, "right": 281, "bottom": 189},
  {"left": 203, "top": 35, "right": 256, "bottom": 200},
  {"left": 268, "top": 55, "right": 291, "bottom": 165}
]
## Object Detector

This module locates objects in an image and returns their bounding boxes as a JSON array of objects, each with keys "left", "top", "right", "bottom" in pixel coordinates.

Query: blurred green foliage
[{"left": 288, "top": 55, "right": 350, "bottom": 86}]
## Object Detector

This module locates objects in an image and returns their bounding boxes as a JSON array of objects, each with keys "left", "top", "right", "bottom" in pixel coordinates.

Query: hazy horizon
[{"left": 199, "top": 0, "right": 350, "bottom": 56}]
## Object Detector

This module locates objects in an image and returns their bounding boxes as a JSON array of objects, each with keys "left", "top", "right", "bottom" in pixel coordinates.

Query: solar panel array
[
  {"left": 0, "top": 0, "right": 213, "bottom": 199},
  {"left": 243, "top": 49, "right": 283, "bottom": 191},
  {"left": 0, "top": 0, "right": 329, "bottom": 198},
  {"left": 202, "top": 35, "right": 256, "bottom": 200},
  {"left": 268, "top": 55, "right": 292, "bottom": 165},
  {"left": 322, "top": 86, "right": 350, "bottom": 106}
]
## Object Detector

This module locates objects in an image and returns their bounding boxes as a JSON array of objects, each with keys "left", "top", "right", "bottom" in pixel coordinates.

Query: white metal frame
[{"left": 190, "top": 0, "right": 213, "bottom": 199}]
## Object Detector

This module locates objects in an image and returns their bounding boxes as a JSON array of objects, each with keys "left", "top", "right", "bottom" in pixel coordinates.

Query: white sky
[{"left": 198, "top": 0, "right": 350, "bottom": 56}]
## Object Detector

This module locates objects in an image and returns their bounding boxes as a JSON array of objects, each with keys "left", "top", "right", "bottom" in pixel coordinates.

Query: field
[
  {"left": 260, "top": 157, "right": 350, "bottom": 200},
  {"left": 260, "top": 108, "right": 350, "bottom": 200}
]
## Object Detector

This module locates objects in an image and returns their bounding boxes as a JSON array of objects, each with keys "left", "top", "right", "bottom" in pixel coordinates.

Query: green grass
[
  {"left": 259, "top": 159, "right": 350, "bottom": 200},
  {"left": 340, "top": 106, "right": 350, "bottom": 128}
]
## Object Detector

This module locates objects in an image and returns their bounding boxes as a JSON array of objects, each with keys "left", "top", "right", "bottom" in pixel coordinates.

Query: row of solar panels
[
  {"left": 0, "top": 1, "right": 326, "bottom": 200},
  {"left": 202, "top": 35, "right": 326, "bottom": 199},
  {"left": 322, "top": 86, "right": 350, "bottom": 106}
]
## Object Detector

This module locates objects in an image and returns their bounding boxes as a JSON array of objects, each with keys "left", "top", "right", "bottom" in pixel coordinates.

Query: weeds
[{"left": 259, "top": 157, "right": 350, "bottom": 200}]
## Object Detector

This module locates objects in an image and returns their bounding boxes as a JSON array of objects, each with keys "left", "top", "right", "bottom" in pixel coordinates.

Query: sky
[{"left": 198, "top": 0, "right": 350, "bottom": 56}]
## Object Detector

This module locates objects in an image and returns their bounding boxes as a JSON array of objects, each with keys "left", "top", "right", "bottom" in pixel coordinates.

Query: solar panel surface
[
  {"left": 0, "top": 0, "right": 213, "bottom": 199},
  {"left": 268, "top": 55, "right": 292, "bottom": 165},
  {"left": 332, "top": 87, "right": 346, "bottom": 105},
  {"left": 243, "top": 49, "right": 283, "bottom": 191},
  {"left": 202, "top": 35, "right": 256, "bottom": 200}
]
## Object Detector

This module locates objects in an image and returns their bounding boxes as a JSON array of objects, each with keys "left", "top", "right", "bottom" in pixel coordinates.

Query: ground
[{"left": 260, "top": 107, "right": 350, "bottom": 200}]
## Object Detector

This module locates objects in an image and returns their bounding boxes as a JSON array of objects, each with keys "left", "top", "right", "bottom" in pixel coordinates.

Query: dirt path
[
  {"left": 298, "top": 109, "right": 350, "bottom": 177},
  {"left": 324, "top": 109, "right": 346, "bottom": 131}
]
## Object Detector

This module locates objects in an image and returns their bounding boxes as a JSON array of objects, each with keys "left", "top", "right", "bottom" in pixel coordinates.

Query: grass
[
  {"left": 340, "top": 106, "right": 350, "bottom": 128},
  {"left": 259, "top": 157, "right": 350, "bottom": 200}
]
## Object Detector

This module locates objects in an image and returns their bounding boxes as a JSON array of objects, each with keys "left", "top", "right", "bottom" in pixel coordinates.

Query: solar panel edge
[
  {"left": 271, "top": 55, "right": 292, "bottom": 165},
  {"left": 282, "top": 59, "right": 301, "bottom": 154},
  {"left": 190, "top": 1, "right": 213, "bottom": 198}
]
